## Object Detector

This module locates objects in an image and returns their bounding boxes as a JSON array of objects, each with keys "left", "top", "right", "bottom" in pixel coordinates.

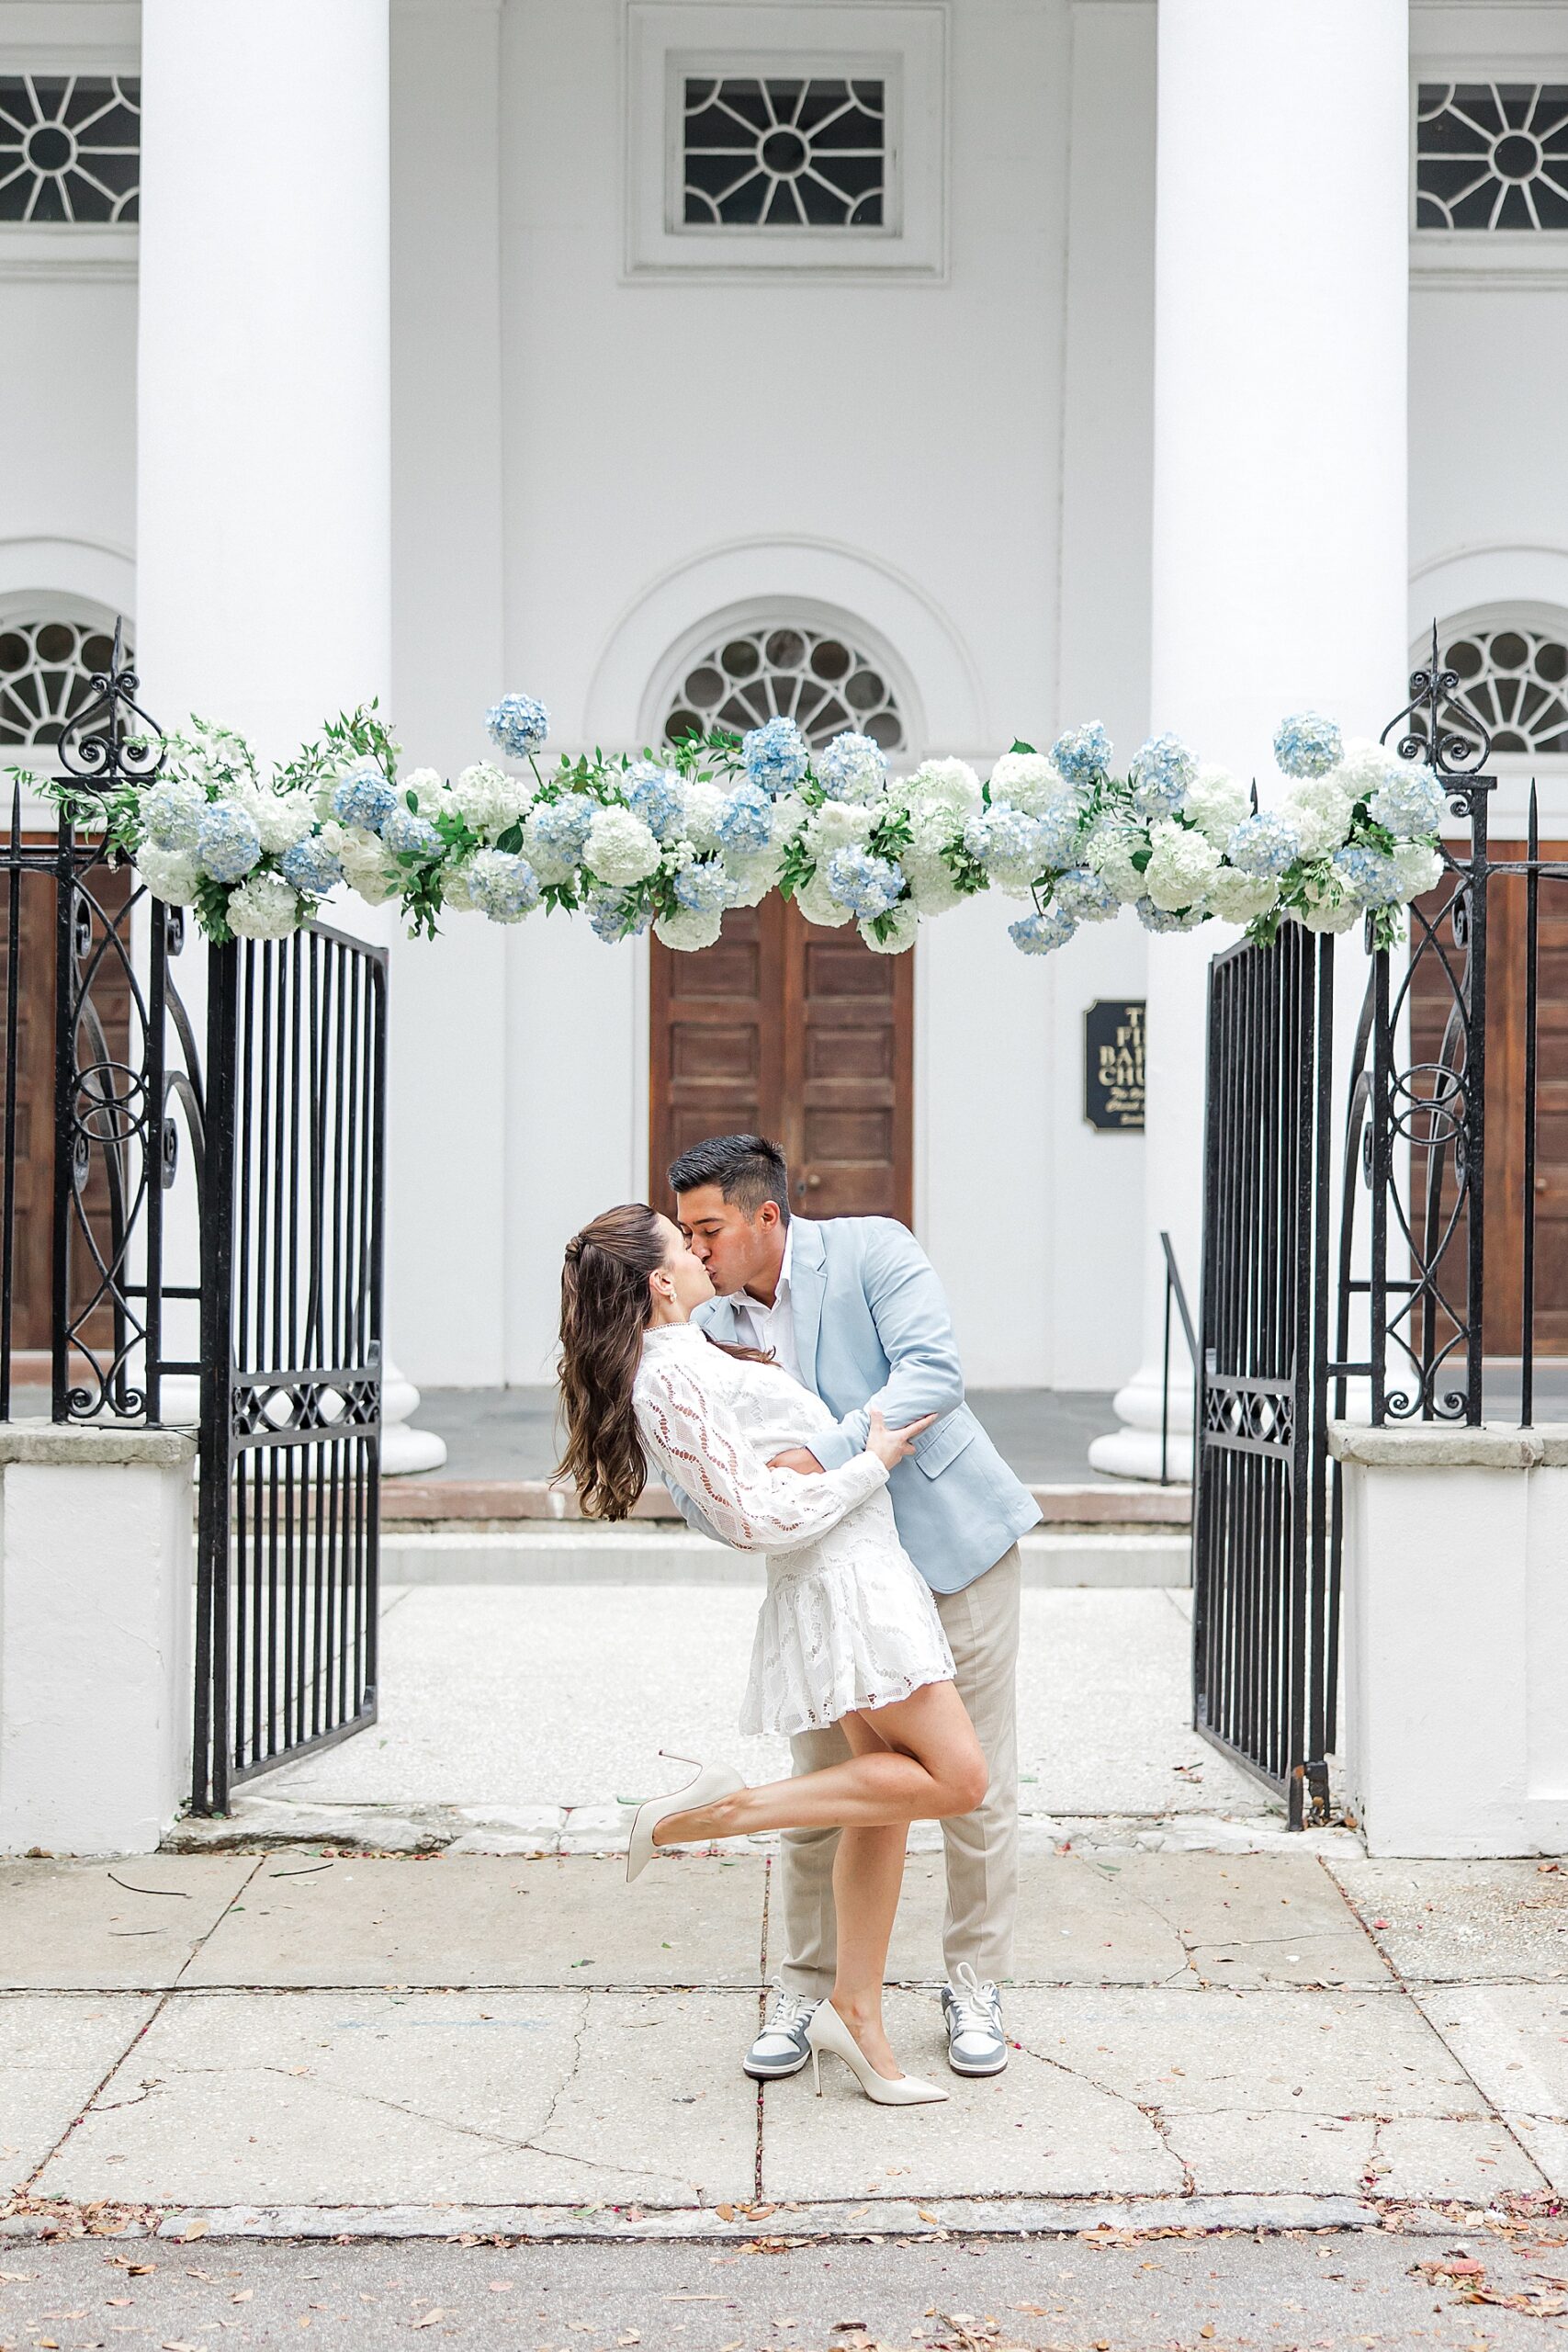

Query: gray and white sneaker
[
  {"left": 942, "top": 1961, "right": 1009, "bottom": 2075},
  {"left": 743, "top": 1979, "right": 821, "bottom": 2080}
]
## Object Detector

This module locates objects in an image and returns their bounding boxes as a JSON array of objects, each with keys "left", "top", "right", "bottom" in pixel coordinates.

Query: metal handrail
[{"left": 1158, "top": 1227, "right": 1197, "bottom": 1487}]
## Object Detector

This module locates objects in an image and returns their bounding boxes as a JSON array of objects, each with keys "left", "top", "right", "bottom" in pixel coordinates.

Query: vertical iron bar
[
  {"left": 0, "top": 781, "right": 22, "bottom": 1420},
  {"left": 1523, "top": 781, "right": 1540, "bottom": 1428},
  {"left": 195, "top": 943, "right": 238, "bottom": 1814},
  {"left": 51, "top": 816, "right": 75, "bottom": 1419},
  {"left": 1465, "top": 781, "right": 1490, "bottom": 1422}
]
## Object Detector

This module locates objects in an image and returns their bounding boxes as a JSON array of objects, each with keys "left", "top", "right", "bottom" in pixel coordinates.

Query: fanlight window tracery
[
  {"left": 682, "top": 76, "right": 886, "bottom": 228},
  {"left": 663, "top": 625, "right": 905, "bottom": 751},
  {"left": 1416, "top": 83, "right": 1568, "bottom": 230},
  {"left": 0, "top": 75, "right": 140, "bottom": 223},
  {"left": 0, "top": 615, "right": 126, "bottom": 751},
  {"left": 1433, "top": 621, "right": 1568, "bottom": 759}
]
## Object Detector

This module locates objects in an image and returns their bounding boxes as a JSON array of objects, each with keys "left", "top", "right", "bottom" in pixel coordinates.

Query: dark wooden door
[
  {"left": 650, "top": 897, "right": 913, "bottom": 1223},
  {"left": 1409, "top": 842, "right": 1568, "bottom": 1356},
  {"left": 0, "top": 854, "right": 133, "bottom": 1362}
]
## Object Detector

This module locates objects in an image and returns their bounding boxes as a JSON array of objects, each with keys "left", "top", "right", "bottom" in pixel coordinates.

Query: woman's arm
[{"left": 635, "top": 1351, "right": 888, "bottom": 1554}]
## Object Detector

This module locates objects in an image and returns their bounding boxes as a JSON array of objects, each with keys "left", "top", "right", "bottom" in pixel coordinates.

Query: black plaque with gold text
[{"left": 1084, "top": 999, "right": 1145, "bottom": 1131}]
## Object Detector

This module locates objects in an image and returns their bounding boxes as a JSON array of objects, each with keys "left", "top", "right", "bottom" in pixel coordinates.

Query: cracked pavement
[{"left": 8, "top": 1849, "right": 1568, "bottom": 2227}]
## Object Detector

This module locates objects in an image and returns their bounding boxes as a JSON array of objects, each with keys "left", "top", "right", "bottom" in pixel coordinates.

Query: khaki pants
[{"left": 776, "top": 1543, "right": 1021, "bottom": 1996}]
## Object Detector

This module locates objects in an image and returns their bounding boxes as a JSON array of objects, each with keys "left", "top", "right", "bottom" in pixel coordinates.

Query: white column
[
  {"left": 1090, "top": 0, "right": 1409, "bottom": 1480},
  {"left": 136, "top": 0, "right": 443, "bottom": 1473}
]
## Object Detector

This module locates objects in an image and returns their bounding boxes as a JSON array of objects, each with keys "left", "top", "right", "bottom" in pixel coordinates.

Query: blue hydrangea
[
  {"left": 331, "top": 766, "right": 399, "bottom": 832},
  {"left": 1034, "top": 798, "right": 1085, "bottom": 868},
  {"left": 1368, "top": 765, "right": 1445, "bottom": 841},
  {"left": 140, "top": 776, "right": 208, "bottom": 853},
  {"left": 1130, "top": 733, "right": 1197, "bottom": 822},
  {"left": 1051, "top": 721, "right": 1112, "bottom": 788},
  {"left": 467, "top": 849, "right": 542, "bottom": 922},
  {"left": 673, "top": 858, "right": 730, "bottom": 914},
  {"left": 587, "top": 888, "right": 652, "bottom": 944},
  {"left": 817, "top": 730, "right": 887, "bottom": 804},
  {"left": 1331, "top": 843, "right": 1404, "bottom": 908},
  {"left": 1010, "top": 906, "right": 1078, "bottom": 956},
  {"left": 1273, "top": 711, "right": 1343, "bottom": 779},
  {"left": 714, "top": 785, "right": 775, "bottom": 855},
  {"left": 963, "top": 807, "right": 1047, "bottom": 872},
  {"left": 195, "top": 799, "right": 264, "bottom": 884},
  {"left": 530, "top": 792, "right": 595, "bottom": 862},
  {"left": 623, "top": 760, "right": 686, "bottom": 844},
  {"left": 1053, "top": 865, "right": 1119, "bottom": 922},
  {"left": 1136, "top": 896, "right": 1208, "bottom": 933},
  {"left": 381, "top": 806, "right": 444, "bottom": 860},
  {"left": 740, "top": 717, "right": 810, "bottom": 796},
  {"left": 485, "top": 694, "right": 549, "bottom": 759},
  {"left": 278, "top": 834, "right": 344, "bottom": 896},
  {"left": 1225, "top": 809, "right": 1303, "bottom": 878},
  {"left": 825, "top": 847, "right": 905, "bottom": 919}
]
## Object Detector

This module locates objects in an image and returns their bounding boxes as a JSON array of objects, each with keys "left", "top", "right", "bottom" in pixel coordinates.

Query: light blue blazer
[{"left": 670, "top": 1215, "right": 1040, "bottom": 1596}]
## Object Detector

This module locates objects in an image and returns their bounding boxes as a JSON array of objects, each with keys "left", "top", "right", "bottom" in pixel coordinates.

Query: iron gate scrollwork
[
  {"left": 193, "top": 924, "right": 388, "bottom": 1815},
  {"left": 1193, "top": 923, "right": 1336, "bottom": 1826}
]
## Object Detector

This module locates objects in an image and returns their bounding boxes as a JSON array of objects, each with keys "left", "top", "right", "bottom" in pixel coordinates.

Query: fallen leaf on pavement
[
  {"left": 231, "top": 2290, "right": 253, "bottom": 2303},
  {"left": 715, "top": 2203, "right": 736, "bottom": 2222},
  {"left": 411, "top": 2312, "right": 444, "bottom": 2331},
  {"left": 486, "top": 2281, "right": 513, "bottom": 2292}
]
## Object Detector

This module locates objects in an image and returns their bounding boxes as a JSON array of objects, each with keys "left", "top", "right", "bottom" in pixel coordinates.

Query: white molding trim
[
  {"left": 1411, "top": 545, "right": 1568, "bottom": 635},
  {"left": 581, "top": 533, "right": 983, "bottom": 751},
  {"left": 623, "top": 0, "right": 947, "bottom": 282},
  {"left": 0, "top": 536, "right": 134, "bottom": 615},
  {"left": 1412, "top": 231, "right": 1568, "bottom": 287},
  {"left": 0, "top": 9, "right": 140, "bottom": 66},
  {"left": 0, "top": 224, "right": 137, "bottom": 280}
]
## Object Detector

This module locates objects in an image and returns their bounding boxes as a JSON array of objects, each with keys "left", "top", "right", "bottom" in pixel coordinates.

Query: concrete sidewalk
[{"left": 6, "top": 1846, "right": 1568, "bottom": 2242}]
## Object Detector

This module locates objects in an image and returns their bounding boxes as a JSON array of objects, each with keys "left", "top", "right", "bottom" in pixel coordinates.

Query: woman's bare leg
[
  {"left": 653, "top": 1679, "right": 987, "bottom": 1846},
  {"left": 826, "top": 1713, "right": 909, "bottom": 2079}
]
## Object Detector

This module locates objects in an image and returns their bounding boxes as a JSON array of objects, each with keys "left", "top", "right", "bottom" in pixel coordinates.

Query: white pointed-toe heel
[
  {"left": 805, "top": 2000, "right": 950, "bottom": 2106},
  {"left": 626, "top": 1751, "right": 743, "bottom": 1883}
]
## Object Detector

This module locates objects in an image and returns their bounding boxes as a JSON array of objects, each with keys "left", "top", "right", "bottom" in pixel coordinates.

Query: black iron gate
[
  {"left": 1193, "top": 923, "right": 1337, "bottom": 1826},
  {"left": 193, "top": 924, "right": 388, "bottom": 1814}
]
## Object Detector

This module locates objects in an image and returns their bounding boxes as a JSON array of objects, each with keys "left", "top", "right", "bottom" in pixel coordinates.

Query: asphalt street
[{"left": 4, "top": 2227, "right": 1567, "bottom": 2350}]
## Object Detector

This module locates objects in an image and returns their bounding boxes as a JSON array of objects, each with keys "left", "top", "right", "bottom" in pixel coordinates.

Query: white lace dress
[{"left": 633, "top": 1323, "right": 955, "bottom": 1739}]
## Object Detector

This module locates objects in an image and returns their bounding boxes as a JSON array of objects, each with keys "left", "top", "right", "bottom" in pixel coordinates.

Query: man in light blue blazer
[{"left": 667, "top": 1134, "right": 1040, "bottom": 2082}]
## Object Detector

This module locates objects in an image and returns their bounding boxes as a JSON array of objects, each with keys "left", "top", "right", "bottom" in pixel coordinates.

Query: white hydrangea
[
  {"left": 769, "top": 791, "right": 808, "bottom": 845},
  {"left": 1182, "top": 764, "right": 1249, "bottom": 849},
  {"left": 440, "top": 857, "right": 479, "bottom": 913},
  {"left": 226, "top": 870, "right": 303, "bottom": 941},
  {"left": 585, "top": 805, "right": 660, "bottom": 887},
  {"left": 1392, "top": 840, "right": 1443, "bottom": 899},
  {"left": 900, "top": 848, "right": 965, "bottom": 915},
  {"left": 452, "top": 761, "right": 530, "bottom": 839},
  {"left": 1332, "top": 738, "right": 1408, "bottom": 803},
  {"left": 724, "top": 847, "right": 788, "bottom": 908},
  {"left": 654, "top": 904, "right": 725, "bottom": 952},
  {"left": 139, "top": 775, "right": 209, "bottom": 853},
  {"left": 1143, "top": 819, "right": 1222, "bottom": 913},
  {"left": 795, "top": 868, "right": 853, "bottom": 928},
  {"left": 246, "top": 789, "right": 316, "bottom": 856},
  {"left": 1284, "top": 775, "right": 1355, "bottom": 859},
  {"left": 522, "top": 805, "right": 579, "bottom": 884},
  {"left": 889, "top": 758, "right": 982, "bottom": 818},
  {"left": 805, "top": 801, "right": 878, "bottom": 860},
  {"left": 136, "top": 844, "right": 203, "bottom": 906},
  {"left": 1294, "top": 896, "right": 1363, "bottom": 935},
  {"left": 401, "top": 765, "right": 453, "bottom": 818},
  {"left": 1206, "top": 866, "right": 1280, "bottom": 925},
  {"left": 1085, "top": 821, "right": 1148, "bottom": 904},
  {"left": 860, "top": 900, "right": 919, "bottom": 955},
  {"left": 987, "top": 752, "right": 1073, "bottom": 818},
  {"left": 679, "top": 779, "right": 728, "bottom": 854}
]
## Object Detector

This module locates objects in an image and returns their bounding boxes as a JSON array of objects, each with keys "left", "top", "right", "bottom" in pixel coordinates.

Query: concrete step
[{"left": 379, "top": 1524, "right": 1191, "bottom": 1588}]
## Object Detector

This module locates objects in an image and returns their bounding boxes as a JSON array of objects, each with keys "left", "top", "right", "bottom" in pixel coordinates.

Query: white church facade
[{"left": 3, "top": 0, "right": 1566, "bottom": 1450}]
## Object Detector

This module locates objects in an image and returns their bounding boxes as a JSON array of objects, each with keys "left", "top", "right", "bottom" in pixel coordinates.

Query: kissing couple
[{"left": 558, "top": 1134, "right": 1040, "bottom": 2108}]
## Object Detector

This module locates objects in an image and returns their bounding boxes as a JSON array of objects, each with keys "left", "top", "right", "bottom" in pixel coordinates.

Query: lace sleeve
[{"left": 635, "top": 1351, "right": 888, "bottom": 1553}]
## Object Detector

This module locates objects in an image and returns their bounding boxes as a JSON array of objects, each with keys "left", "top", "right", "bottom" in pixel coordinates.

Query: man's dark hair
[{"left": 668, "top": 1133, "right": 791, "bottom": 1224}]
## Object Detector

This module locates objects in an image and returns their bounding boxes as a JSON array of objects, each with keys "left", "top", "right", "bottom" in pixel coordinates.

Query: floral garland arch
[{"left": 25, "top": 695, "right": 1446, "bottom": 959}]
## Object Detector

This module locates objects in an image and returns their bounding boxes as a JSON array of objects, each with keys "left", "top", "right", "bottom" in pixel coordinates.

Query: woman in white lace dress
[{"left": 558, "top": 1204, "right": 989, "bottom": 2107}]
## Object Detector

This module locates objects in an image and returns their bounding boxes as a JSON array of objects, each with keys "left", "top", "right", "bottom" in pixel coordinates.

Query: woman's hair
[{"left": 557, "top": 1201, "right": 767, "bottom": 1521}]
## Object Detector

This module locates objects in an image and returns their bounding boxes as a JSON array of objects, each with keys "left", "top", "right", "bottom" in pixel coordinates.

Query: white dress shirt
[{"left": 730, "top": 1220, "right": 803, "bottom": 1384}]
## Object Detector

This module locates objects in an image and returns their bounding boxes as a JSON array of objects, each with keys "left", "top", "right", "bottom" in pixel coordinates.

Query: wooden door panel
[{"left": 650, "top": 899, "right": 912, "bottom": 1224}]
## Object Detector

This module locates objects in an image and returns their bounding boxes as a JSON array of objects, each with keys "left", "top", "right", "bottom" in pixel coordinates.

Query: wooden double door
[{"left": 650, "top": 898, "right": 913, "bottom": 1222}]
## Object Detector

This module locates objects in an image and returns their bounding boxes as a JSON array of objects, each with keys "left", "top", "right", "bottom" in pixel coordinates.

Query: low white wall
[
  {"left": 0, "top": 1424, "right": 196, "bottom": 1857},
  {"left": 1335, "top": 1420, "right": 1568, "bottom": 1858}
]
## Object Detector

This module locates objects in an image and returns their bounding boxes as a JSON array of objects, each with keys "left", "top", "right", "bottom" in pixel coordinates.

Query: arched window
[
  {"left": 663, "top": 621, "right": 905, "bottom": 752},
  {"left": 0, "top": 607, "right": 127, "bottom": 752},
  {"left": 1433, "top": 614, "right": 1568, "bottom": 759}
]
